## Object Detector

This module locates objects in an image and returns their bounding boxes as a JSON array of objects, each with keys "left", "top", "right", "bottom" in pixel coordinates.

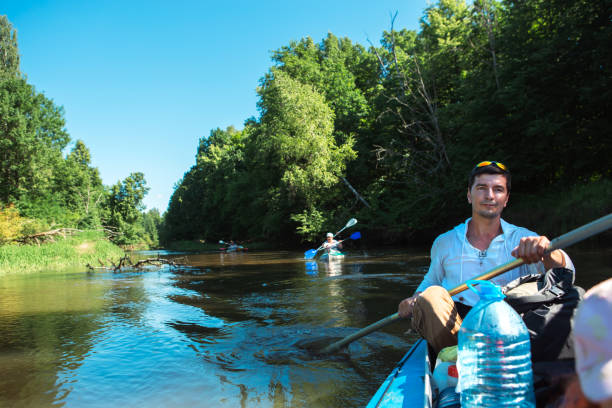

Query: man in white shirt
[
  {"left": 398, "top": 161, "right": 574, "bottom": 354},
  {"left": 322, "top": 232, "right": 342, "bottom": 251}
]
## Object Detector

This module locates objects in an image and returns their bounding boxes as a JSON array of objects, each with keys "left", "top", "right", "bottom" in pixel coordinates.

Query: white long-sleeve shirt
[{"left": 415, "top": 218, "right": 574, "bottom": 307}]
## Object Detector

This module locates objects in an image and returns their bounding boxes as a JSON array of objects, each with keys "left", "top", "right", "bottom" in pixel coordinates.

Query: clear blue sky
[{"left": 3, "top": 0, "right": 429, "bottom": 212}]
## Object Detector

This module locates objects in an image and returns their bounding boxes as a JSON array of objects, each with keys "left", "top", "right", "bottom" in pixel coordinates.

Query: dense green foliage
[
  {"left": 2, "top": 2, "right": 610, "bottom": 250},
  {"left": 0, "top": 16, "right": 155, "bottom": 247},
  {"left": 162, "top": 0, "right": 611, "bottom": 246}
]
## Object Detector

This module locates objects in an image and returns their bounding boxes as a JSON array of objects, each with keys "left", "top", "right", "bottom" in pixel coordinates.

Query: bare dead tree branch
[
  {"left": 15, "top": 228, "right": 81, "bottom": 245},
  {"left": 369, "top": 11, "right": 452, "bottom": 188},
  {"left": 87, "top": 256, "right": 190, "bottom": 273},
  {"left": 367, "top": 38, "right": 388, "bottom": 78},
  {"left": 340, "top": 177, "right": 371, "bottom": 208}
]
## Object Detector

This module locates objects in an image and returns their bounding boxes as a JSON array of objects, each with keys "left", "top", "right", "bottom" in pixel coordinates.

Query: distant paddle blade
[
  {"left": 346, "top": 218, "right": 357, "bottom": 228},
  {"left": 304, "top": 249, "right": 317, "bottom": 259},
  {"left": 219, "top": 240, "right": 225, "bottom": 244},
  {"left": 350, "top": 231, "right": 361, "bottom": 240}
]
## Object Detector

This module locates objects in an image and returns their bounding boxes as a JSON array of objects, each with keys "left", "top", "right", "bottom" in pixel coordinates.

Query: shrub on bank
[{"left": 0, "top": 205, "right": 25, "bottom": 245}]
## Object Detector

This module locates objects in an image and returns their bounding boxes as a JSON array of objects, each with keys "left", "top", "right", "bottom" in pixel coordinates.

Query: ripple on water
[{"left": 2, "top": 249, "right": 442, "bottom": 407}]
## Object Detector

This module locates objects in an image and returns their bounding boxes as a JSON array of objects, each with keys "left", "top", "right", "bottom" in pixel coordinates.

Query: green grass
[{"left": 0, "top": 230, "right": 125, "bottom": 275}]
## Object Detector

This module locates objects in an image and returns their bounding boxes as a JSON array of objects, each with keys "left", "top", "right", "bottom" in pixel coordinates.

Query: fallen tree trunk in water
[{"left": 87, "top": 256, "right": 190, "bottom": 272}]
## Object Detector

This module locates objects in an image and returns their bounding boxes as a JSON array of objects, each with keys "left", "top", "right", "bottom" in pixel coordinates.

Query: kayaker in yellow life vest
[{"left": 397, "top": 161, "right": 574, "bottom": 355}]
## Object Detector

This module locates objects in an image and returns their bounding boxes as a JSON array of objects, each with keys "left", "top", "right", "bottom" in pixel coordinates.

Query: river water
[{"left": 1, "top": 248, "right": 610, "bottom": 407}]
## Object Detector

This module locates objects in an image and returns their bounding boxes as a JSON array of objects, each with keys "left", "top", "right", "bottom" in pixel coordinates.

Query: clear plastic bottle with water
[{"left": 456, "top": 280, "right": 535, "bottom": 407}]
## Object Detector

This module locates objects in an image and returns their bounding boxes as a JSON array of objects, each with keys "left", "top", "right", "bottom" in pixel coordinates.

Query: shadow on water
[{"left": 1, "top": 247, "right": 609, "bottom": 407}]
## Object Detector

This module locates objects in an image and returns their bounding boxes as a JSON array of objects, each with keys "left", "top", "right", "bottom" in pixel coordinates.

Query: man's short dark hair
[{"left": 468, "top": 162, "right": 511, "bottom": 191}]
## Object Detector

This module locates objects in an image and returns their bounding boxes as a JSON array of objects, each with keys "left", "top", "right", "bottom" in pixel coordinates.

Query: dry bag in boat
[{"left": 504, "top": 267, "right": 584, "bottom": 362}]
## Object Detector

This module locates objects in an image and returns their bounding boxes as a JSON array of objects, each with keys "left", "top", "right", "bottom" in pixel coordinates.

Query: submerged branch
[{"left": 86, "top": 256, "right": 190, "bottom": 273}]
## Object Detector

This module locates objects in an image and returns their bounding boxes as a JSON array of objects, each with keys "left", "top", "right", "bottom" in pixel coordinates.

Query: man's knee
[
  {"left": 412, "top": 286, "right": 451, "bottom": 329},
  {"left": 419, "top": 285, "right": 451, "bottom": 304},
  {"left": 416, "top": 286, "right": 455, "bottom": 315},
  {"left": 411, "top": 285, "right": 462, "bottom": 354}
]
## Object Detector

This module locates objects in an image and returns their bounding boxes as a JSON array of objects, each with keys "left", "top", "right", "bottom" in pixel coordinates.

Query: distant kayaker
[
  {"left": 397, "top": 160, "right": 574, "bottom": 355},
  {"left": 322, "top": 232, "right": 342, "bottom": 251},
  {"left": 226, "top": 240, "right": 240, "bottom": 251}
]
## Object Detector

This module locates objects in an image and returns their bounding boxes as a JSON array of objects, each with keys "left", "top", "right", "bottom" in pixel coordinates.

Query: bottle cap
[{"left": 466, "top": 280, "right": 505, "bottom": 301}]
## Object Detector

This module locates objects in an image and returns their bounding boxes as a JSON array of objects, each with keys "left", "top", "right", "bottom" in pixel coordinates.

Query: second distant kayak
[{"left": 221, "top": 245, "right": 248, "bottom": 252}]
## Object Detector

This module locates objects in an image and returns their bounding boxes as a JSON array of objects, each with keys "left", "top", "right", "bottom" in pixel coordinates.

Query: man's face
[
  {"left": 467, "top": 174, "right": 509, "bottom": 219},
  {"left": 326, "top": 236, "right": 333, "bottom": 242}
]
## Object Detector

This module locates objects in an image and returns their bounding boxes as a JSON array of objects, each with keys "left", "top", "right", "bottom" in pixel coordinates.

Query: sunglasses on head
[{"left": 474, "top": 161, "right": 508, "bottom": 171}]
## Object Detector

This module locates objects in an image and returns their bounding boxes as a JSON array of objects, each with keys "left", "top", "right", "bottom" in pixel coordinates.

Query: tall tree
[
  {"left": 55, "top": 140, "right": 105, "bottom": 227},
  {"left": 0, "top": 78, "right": 69, "bottom": 209},
  {"left": 105, "top": 172, "right": 149, "bottom": 244},
  {"left": 0, "top": 15, "right": 20, "bottom": 78},
  {"left": 249, "top": 70, "right": 356, "bottom": 240},
  {"left": 271, "top": 34, "right": 378, "bottom": 192}
]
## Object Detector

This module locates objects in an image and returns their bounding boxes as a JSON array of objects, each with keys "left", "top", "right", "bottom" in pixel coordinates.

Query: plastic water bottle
[{"left": 456, "top": 280, "right": 535, "bottom": 407}]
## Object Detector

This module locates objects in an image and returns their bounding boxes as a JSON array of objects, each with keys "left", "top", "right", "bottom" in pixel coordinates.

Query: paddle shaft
[
  {"left": 334, "top": 219, "right": 356, "bottom": 238},
  {"left": 320, "top": 213, "right": 612, "bottom": 354}
]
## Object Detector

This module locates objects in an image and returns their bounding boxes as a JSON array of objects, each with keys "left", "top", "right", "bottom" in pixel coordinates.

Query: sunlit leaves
[
  {"left": 256, "top": 70, "right": 355, "bottom": 203},
  {"left": 290, "top": 207, "right": 326, "bottom": 242},
  {"left": 0, "top": 78, "right": 69, "bottom": 206}
]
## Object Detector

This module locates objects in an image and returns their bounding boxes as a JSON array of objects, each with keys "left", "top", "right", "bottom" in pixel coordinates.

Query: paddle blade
[
  {"left": 345, "top": 218, "right": 357, "bottom": 228},
  {"left": 304, "top": 249, "right": 317, "bottom": 259},
  {"left": 219, "top": 240, "right": 225, "bottom": 244},
  {"left": 350, "top": 231, "right": 361, "bottom": 240}
]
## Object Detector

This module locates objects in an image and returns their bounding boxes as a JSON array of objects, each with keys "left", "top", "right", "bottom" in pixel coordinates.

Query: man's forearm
[{"left": 543, "top": 249, "right": 567, "bottom": 270}]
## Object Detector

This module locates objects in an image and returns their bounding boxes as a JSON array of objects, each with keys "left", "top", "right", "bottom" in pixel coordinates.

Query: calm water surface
[{"left": 1, "top": 248, "right": 610, "bottom": 407}]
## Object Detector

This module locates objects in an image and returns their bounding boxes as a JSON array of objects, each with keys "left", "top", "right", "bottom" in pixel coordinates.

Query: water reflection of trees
[
  {"left": 0, "top": 272, "right": 111, "bottom": 406},
  {"left": 1, "top": 251, "right": 428, "bottom": 408}
]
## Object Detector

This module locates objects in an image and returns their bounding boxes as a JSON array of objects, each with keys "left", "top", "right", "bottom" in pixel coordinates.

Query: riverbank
[
  {"left": 0, "top": 230, "right": 125, "bottom": 275},
  {"left": 164, "top": 240, "right": 274, "bottom": 252}
]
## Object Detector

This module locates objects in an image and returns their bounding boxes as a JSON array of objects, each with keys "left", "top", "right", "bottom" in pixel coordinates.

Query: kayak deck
[
  {"left": 367, "top": 339, "right": 433, "bottom": 408},
  {"left": 367, "top": 338, "right": 574, "bottom": 407}
]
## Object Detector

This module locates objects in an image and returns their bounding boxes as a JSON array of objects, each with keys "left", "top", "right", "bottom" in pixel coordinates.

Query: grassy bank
[{"left": 0, "top": 230, "right": 125, "bottom": 275}]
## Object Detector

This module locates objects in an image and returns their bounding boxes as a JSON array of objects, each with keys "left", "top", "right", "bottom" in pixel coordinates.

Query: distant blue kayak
[{"left": 366, "top": 339, "right": 433, "bottom": 408}]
